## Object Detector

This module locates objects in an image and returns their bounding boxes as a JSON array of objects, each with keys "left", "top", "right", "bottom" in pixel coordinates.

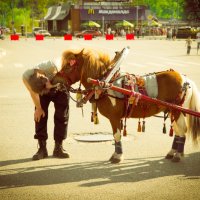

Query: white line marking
[
  {"left": 147, "top": 62, "right": 169, "bottom": 67},
  {"left": 14, "top": 63, "right": 24, "bottom": 68},
  {"left": 130, "top": 52, "right": 200, "bottom": 66},
  {"left": 0, "top": 95, "right": 8, "bottom": 98},
  {"left": 126, "top": 62, "right": 146, "bottom": 68},
  {"left": 165, "top": 62, "right": 185, "bottom": 67},
  {"left": 0, "top": 48, "right": 7, "bottom": 58}
]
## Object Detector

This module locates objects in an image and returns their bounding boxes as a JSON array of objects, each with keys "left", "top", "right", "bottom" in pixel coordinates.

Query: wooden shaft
[{"left": 88, "top": 78, "right": 200, "bottom": 118}]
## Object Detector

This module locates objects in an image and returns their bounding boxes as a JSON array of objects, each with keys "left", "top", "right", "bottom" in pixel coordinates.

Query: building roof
[
  {"left": 44, "top": 6, "right": 57, "bottom": 20},
  {"left": 44, "top": 3, "right": 70, "bottom": 21}
]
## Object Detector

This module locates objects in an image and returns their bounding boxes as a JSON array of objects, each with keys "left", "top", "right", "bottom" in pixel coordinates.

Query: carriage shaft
[{"left": 88, "top": 78, "right": 200, "bottom": 118}]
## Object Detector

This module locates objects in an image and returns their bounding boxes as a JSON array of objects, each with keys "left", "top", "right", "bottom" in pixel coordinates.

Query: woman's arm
[{"left": 22, "top": 77, "right": 45, "bottom": 122}]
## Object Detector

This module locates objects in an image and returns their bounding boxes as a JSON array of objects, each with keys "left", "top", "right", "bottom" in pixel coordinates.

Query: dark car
[
  {"left": 176, "top": 26, "right": 198, "bottom": 39},
  {"left": 75, "top": 30, "right": 102, "bottom": 38}
]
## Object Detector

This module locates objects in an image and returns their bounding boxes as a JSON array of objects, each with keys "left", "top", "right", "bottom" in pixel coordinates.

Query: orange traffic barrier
[
  {"left": 35, "top": 35, "right": 44, "bottom": 40},
  {"left": 126, "top": 34, "right": 134, "bottom": 40},
  {"left": 10, "top": 35, "right": 19, "bottom": 40},
  {"left": 84, "top": 34, "right": 92, "bottom": 40},
  {"left": 105, "top": 34, "right": 114, "bottom": 40},
  {"left": 64, "top": 34, "right": 72, "bottom": 40}
]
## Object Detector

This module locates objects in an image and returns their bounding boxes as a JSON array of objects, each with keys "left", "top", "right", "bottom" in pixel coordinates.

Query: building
[
  {"left": 44, "top": 2, "right": 71, "bottom": 35},
  {"left": 44, "top": 0, "right": 150, "bottom": 35}
]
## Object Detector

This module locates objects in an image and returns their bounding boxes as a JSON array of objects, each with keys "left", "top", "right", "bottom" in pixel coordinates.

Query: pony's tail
[{"left": 187, "top": 80, "right": 200, "bottom": 144}]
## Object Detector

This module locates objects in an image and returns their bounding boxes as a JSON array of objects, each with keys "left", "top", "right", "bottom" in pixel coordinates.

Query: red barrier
[
  {"left": 126, "top": 34, "right": 134, "bottom": 40},
  {"left": 10, "top": 35, "right": 19, "bottom": 40},
  {"left": 64, "top": 34, "right": 72, "bottom": 40},
  {"left": 84, "top": 34, "right": 92, "bottom": 40},
  {"left": 106, "top": 34, "right": 114, "bottom": 40},
  {"left": 35, "top": 35, "right": 44, "bottom": 40}
]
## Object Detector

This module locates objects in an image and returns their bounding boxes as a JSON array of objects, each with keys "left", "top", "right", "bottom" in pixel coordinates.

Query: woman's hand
[{"left": 34, "top": 107, "right": 45, "bottom": 122}]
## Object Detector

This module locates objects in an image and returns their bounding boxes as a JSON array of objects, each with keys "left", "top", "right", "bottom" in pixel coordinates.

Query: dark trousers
[
  {"left": 187, "top": 46, "right": 191, "bottom": 54},
  {"left": 34, "top": 90, "right": 69, "bottom": 142}
]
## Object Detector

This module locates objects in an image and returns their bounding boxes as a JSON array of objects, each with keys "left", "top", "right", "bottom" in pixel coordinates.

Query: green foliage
[
  {"left": 144, "top": 0, "right": 184, "bottom": 19},
  {"left": 1, "top": 0, "right": 198, "bottom": 31}
]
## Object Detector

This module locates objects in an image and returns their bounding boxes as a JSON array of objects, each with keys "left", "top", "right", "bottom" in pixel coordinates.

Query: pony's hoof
[
  {"left": 109, "top": 155, "right": 114, "bottom": 162},
  {"left": 171, "top": 156, "right": 181, "bottom": 162},
  {"left": 165, "top": 154, "right": 174, "bottom": 159},
  {"left": 109, "top": 153, "right": 123, "bottom": 163},
  {"left": 109, "top": 152, "right": 117, "bottom": 162},
  {"left": 110, "top": 158, "right": 121, "bottom": 164}
]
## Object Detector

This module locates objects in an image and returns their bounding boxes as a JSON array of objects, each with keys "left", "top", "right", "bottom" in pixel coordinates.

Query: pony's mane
[{"left": 82, "top": 48, "right": 111, "bottom": 79}]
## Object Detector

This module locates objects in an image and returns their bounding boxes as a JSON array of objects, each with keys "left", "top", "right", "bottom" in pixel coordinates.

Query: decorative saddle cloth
[{"left": 107, "top": 72, "right": 158, "bottom": 99}]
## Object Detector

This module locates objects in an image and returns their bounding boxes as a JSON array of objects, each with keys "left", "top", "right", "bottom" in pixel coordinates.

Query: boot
[
  {"left": 32, "top": 140, "right": 48, "bottom": 160},
  {"left": 53, "top": 141, "right": 70, "bottom": 158}
]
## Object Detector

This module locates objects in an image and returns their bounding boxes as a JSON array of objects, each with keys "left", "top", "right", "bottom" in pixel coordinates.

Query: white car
[
  {"left": 37, "top": 30, "right": 51, "bottom": 37},
  {"left": 33, "top": 27, "right": 42, "bottom": 36}
]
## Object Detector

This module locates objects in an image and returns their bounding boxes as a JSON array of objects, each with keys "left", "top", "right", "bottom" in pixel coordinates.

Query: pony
[{"left": 52, "top": 48, "right": 200, "bottom": 163}]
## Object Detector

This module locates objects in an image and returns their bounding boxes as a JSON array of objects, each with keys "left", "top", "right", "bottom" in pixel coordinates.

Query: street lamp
[
  {"left": 176, "top": 0, "right": 179, "bottom": 28},
  {"left": 11, "top": 0, "right": 15, "bottom": 34},
  {"left": 136, "top": 0, "right": 138, "bottom": 29}
]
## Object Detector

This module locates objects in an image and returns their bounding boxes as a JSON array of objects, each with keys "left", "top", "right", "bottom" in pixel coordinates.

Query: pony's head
[
  {"left": 52, "top": 49, "right": 85, "bottom": 87},
  {"left": 56, "top": 48, "right": 112, "bottom": 89}
]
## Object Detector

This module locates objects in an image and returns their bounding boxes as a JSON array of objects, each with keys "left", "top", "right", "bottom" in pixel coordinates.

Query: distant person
[
  {"left": 107, "top": 27, "right": 111, "bottom": 35},
  {"left": 172, "top": 28, "right": 177, "bottom": 40},
  {"left": 120, "top": 28, "right": 125, "bottom": 37},
  {"left": 196, "top": 31, "right": 200, "bottom": 54},
  {"left": 167, "top": 28, "right": 172, "bottom": 40},
  {"left": 185, "top": 36, "right": 192, "bottom": 55}
]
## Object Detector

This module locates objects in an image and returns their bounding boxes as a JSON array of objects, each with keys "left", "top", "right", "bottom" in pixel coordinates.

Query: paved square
[{"left": 0, "top": 37, "right": 200, "bottom": 200}]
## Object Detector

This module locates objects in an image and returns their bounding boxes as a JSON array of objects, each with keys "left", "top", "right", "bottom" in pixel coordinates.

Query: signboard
[
  {"left": 94, "top": 0, "right": 130, "bottom": 2},
  {"left": 81, "top": 8, "right": 138, "bottom": 21}
]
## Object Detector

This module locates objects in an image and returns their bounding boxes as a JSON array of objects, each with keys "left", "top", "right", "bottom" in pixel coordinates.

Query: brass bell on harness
[
  {"left": 76, "top": 91, "right": 83, "bottom": 108},
  {"left": 91, "top": 103, "right": 99, "bottom": 124}
]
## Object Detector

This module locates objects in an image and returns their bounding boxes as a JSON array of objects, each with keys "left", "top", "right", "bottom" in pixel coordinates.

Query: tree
[
  {"left": 0, "top": 1, "right": 10, "bottom": 26},
  {"left": 184, "top": 0, "right": 200, "bottom": 23}
]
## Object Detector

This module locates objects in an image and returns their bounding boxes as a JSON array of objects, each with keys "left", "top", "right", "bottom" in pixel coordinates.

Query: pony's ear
[
  {"left": 79, "top": 48, "right": 84, "bottom": 55},
  {"left": 75, "top": 48, "right": 84, "bottom": 59}
]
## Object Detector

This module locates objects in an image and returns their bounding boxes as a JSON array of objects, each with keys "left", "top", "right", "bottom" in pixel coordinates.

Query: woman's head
[{"left": 28, "top": 69, "right": 50, "bottom": 95}]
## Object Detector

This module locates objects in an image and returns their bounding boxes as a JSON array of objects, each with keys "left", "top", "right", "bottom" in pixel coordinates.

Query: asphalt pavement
[{"left": 0, "top": 37, "right": 200, "bottom": 200}]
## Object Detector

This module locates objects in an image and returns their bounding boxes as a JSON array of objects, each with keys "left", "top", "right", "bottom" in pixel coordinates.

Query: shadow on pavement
[{"left": 0, "top": 152, "right": 199, "bottom": 189}]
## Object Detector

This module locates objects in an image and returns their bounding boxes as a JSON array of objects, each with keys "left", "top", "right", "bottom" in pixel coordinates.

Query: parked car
[
  {"left": 75, "top": 30, "right": 102, "bottom": 38},
  {"left": 0, "top": 34, "right": 5, "bottom": 40},
  {"left": 32, "top": 27, "right": 42, "bottom": 36},
  {"left": 37, "top": 30, "right": 51, "bottom": 37},
  {"left": 176, "top": 26, "right": 198, "bottom": 39},
  {"left": 0, "top": 27, "right": 10, "bottom": 34}
]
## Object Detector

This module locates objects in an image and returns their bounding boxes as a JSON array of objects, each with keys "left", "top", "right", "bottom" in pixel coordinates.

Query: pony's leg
[
  {"left": 109, "top": 119, "right": 124, "bottom": 163},
  {"left": 165, "top": 135, "right": 180, "bottom": 159},
  {"left": 165, "top": 113, "right": 187, "bottom": 162}
]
